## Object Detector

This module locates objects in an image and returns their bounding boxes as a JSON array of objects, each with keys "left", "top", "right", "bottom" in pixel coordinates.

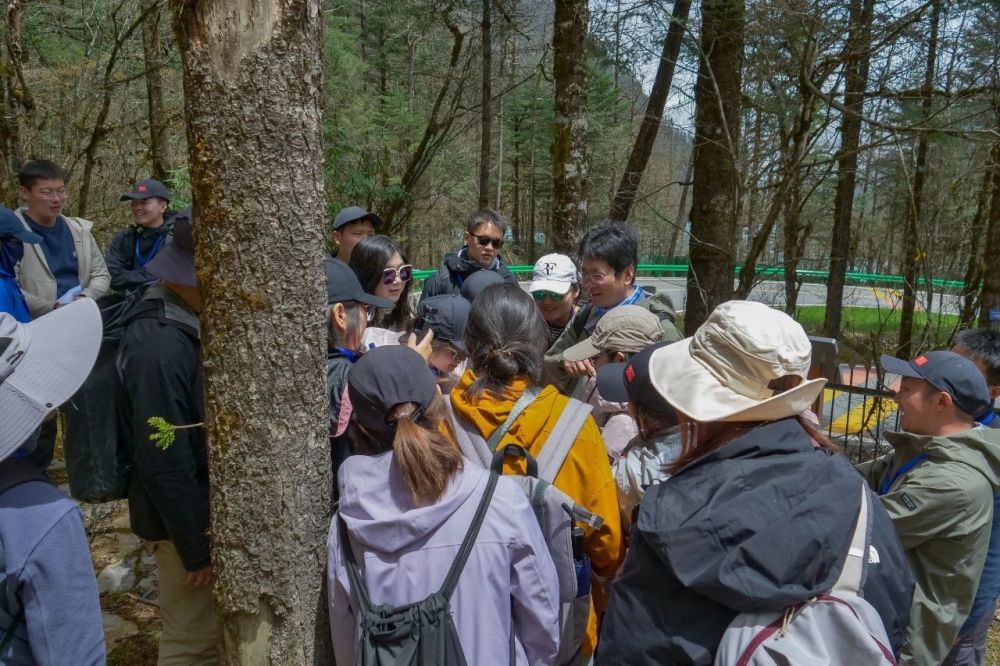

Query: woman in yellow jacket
[{"left": 449, "top": 282, "right": 625, "bottom": 661}]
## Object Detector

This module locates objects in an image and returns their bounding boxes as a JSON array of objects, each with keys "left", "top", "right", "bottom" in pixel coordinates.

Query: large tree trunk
[
  {"left": 478, "top": 0, "right": 492, "bottom": 208},
  {"left": 958, "top": 162, "right": 993, "bottom": 328},
  {"left": 171, "top": 1, "right": 331, "bottom": 662},
  {"left": 0, "top": 0, "right": 31, "bottom": 203},
  {"left": 823, "top": 0, "right": 875, "bottom": 339},
  {"left": 608, "top": 0, "right": 692, "bottom": 222},
  {"left": 142, "top": 2, "right": 170, "bottom": 182},
  {"left": 978, "top": 112, "right": 1000, "bottom": 328},
  {"left": 684, "top": 0, "right": 744, "bottom": 334},
  {"left": 898, "top": 0, "right": 941, "bottom": 357},
  {"left": 551, "top": 0, "right": 589, "bottom": 252}
]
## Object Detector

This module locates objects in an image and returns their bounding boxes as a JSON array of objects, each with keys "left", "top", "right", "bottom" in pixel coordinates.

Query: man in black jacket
[
  {"left": 117, "top": 210, "right": 216, "bottom": 665},
  {"left": 105, "top": 179, "right": 174, "bottom": 292},
  {"left": 418, "top": 208, "right": 517, "bottom": 303}
]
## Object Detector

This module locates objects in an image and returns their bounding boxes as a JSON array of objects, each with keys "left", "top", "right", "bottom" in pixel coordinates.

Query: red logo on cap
[
  {"left": 625, "top": 365, "right": 636, "bottom": 383},
  {"left": 138, "top": 184, "right": 147, "bottom": 192},
  {"left": 914, "top": 355, "right": 928, "bottom": 366}
]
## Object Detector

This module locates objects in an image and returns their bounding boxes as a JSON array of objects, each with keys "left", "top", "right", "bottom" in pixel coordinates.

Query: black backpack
[
  {"left": 0, "top": 458, "right": 50, "bottom": 652},
  {"left": 61, "top": 287, "right": 148, "bottom": 503},
  {"left": 338, "top": 472, "right": 501, "bottom": 666}
]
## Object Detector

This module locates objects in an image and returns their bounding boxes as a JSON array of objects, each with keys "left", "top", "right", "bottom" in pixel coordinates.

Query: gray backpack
[
  {"left": 714, "top": 483, "right": 897, "bottom": 666},
  {"left": 338, "top": 471, "right": 500, "bottom": 666},
  {"left": 446, "top": 387, "right": 603, "bottom": 666}
]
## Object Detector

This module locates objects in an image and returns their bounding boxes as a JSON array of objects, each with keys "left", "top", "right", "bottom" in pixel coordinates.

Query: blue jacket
[
  {"left": 961, "top": 414, "right": 1000, "bottom": 632},
  {"left": 0, "top": 458, "right": 105, "bottom": 664},
  {"left": 0, "top": 239, "right": 31, "bottom": 322}
]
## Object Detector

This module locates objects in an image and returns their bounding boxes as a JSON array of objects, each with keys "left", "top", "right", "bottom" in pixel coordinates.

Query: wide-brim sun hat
[
  {"left": 0, "top": 298, "right": 102, "bottom": 462},
  {"left": 649, "top": 300, "right": 826, "bottom": 422}
]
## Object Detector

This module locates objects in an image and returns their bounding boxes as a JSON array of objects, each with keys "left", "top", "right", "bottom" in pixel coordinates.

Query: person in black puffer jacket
[
  {"left": 597, "top": 301, "right": 914, "bottom": 665},
  {"left": 418, "top": 208, "right": 517, "bottom": 303}
]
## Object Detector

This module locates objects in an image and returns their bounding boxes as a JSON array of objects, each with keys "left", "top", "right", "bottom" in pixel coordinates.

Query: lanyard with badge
[{"left": 878, "top": 454, "right": 930, "bottom": 495}]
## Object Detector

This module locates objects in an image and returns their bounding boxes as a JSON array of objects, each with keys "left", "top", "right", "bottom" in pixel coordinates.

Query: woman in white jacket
[{"left": 327, "top": 345, "right": 561, "bottom": 665}]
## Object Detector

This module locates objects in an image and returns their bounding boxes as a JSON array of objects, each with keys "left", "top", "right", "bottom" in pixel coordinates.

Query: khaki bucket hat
[
  {"left": 649, "top": 300, "right": 826, "bottom": 422},
  {"left": 563, "top": 305, "right": 663, "bottom": 362}
]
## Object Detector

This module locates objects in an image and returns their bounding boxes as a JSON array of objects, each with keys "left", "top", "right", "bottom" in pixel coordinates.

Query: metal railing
[
  {"left": 815, "top": 365, "right": 900, "bottom": 465},
  {"left": 411, "top": 263, "right": 969, "bottom": 290}
]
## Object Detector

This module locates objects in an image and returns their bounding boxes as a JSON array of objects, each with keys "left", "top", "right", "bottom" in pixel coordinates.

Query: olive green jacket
[
  {"left": 543, "top": 288, "right": 681, "bottom": 393},
  {"left": 857, "top": 426, "right": 1000, "bottom": 665}
]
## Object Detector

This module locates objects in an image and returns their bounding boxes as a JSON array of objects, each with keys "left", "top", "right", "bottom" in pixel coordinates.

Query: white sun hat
[
  {"left": 649, "top": 300, "right": 826, "bottom": 422},
  {"left": 0, "top": 298, "right": 102, "bottom": 462}
]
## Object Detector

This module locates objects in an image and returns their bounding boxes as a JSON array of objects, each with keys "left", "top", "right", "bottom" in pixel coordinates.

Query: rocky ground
[{"left": 50, "top": 460, "right": 160, "bottom": 665}]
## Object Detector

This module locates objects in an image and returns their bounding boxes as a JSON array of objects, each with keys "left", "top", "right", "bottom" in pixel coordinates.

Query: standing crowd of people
[{"left": 1, "top": 158, "right": 1000, "bottom": 665}]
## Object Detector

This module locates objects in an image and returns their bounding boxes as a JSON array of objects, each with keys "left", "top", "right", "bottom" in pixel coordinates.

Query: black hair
[
  {"left": 328, "top": 301, "right": 365, "bottom": 349},
  {"left": 463, "top": 283, "right": 548, "bottom": 400},
  {"left": 466, "top": 208, "right": 507, "bottom": 234},
  {"left": 18, "top": 160, "right": 66, "bottom": 189},
  {"left": 955, "top": 329, "right": 1000, "bottom": 385},
  {"left": 349, "top": 235, "right": 413, "bottom": 330},
  {"left": 578, "top": 221, "right": 638, "bottom": 282}
]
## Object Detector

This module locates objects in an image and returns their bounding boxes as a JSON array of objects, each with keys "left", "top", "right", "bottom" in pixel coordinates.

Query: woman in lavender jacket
[{"left": 327, "top": 346, "right": 561, "bottom": 665}]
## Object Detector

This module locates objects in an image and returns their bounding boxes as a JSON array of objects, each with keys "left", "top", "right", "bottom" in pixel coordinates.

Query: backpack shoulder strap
[
  {"left": 444, "top": 395, "right": 492, "bottom": 468},
  {"left": 0, "top": 458, "right": 46, "bottom": 651},
  {"left": 535, "top": 397, "right": 593, "bottom": 483},
  {"left": 444, "top": 387, "right": 542, "bottom": 469},
  {"left": 440, "top": 472, "right": 500, "bottom": 599},
  {"left": 337, "top": 514, "right": 373, "bottom": 615},
  {"left": 833, "top": 483, "right": 871, "bottom": 594},
  {"left": 571, "top": 304, "right": 593, "bottom": 339}
]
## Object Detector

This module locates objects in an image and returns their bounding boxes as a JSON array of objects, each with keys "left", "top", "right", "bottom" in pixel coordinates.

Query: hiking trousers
[{"left": 150, "top": 540, "right": 218, "bottom": 666}]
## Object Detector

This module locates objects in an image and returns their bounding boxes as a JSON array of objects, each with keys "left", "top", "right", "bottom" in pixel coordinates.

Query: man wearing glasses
[
  {"left": 12, "top": 160, "right": 110, "bottom": 318},
  {"left": 544, "top": 222, "right": 681, "bottom": 393},
  {"left": 419, "top": 208, "right": 517, "bottom": 302}
]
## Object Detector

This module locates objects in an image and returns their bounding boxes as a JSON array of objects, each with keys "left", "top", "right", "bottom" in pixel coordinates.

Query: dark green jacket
[
  {"left": 857, "top": 426, "right": 1000, "bottom": 664},
  {"left": 543, "top": 288, "right": 681, "bottom": 392}
]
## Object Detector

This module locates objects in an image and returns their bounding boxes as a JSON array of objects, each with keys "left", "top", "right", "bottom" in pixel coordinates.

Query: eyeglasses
[
  {"left": 35, "top": 188, "right": 67, "bottom": 201},
  {"left": 440, "top": 345, "right": 467, "bottom": 363},
  {"left": 580, "top": 270, "right": 614, "bottom": 285},
  {"left": 381, "top": 264, "right": 413, "bottom": 285},
  {"left": 531, "top": 290, "right": 564, "bottom": 302},
  {"left": 474, "top": 234, "right": 504, "bottom": 249}
]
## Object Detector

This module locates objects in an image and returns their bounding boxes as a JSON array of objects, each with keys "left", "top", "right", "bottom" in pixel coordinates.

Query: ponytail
[{"left": 389, "top": 397, "right": 463, "bottom": 503}]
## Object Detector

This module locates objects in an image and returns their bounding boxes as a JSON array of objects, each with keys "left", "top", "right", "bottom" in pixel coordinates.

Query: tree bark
[
  {"left": 959, "top": 154, "right": 995, "bottom": 328},
  {"left": 170, "top": 1, "right": 331, "bottom": 662},
  {"left": 478, "top": 0, "right": 492, "bottom": 208},
  {"left": 898, "top": 0, "right": 941, "bottom": 358},
  {"left": 684, "top": 0, "right": 744, "bottom": 334},
  {"left": 823, "top": 0, "right": 875, "bottom": 339},
  {"left": 665, "top": 156, "right": 693, "bottom": 261},
  {"left": 0, "top": 0, "right": 30, "bottom": 203},
  {"left": 142, "top": 2, "right": 170, "bottom": 182},
  {"left": 978, "top": 111, "right": 1000, "bottom": 328},
  {"left": 608, "top": 0, "right": 692, "bottom": 222},
  {"left": 551, "top": 0, "right": 589, "bottom": 251}
]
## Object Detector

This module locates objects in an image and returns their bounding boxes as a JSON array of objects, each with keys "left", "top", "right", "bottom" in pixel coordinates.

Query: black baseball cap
[
  {"left": 120, "top": 178, "right": 171, "bottom": 202},
  {"left": 881, "top": 350, "right": 992, "bottom": 420},
  {"left": 333, "top": 206, "right": 383, "bottom": 231},
  {"left": 597, "top": 341, "right": 673, "bottom": 411},
  {"left": 348, "top": 345, "right": 437, "bottom": 440},
  {"left": 0, "top": 206, "right": 41, "bottom": 243},
  {"left": 324, "top": 257, "right": 392, "bottom": 308},
  {"left": 414, "top": 295, "right": 470, "bottom": 352},
  {"left": 459, "top": 269, "right": 504, "bottom": 302}
]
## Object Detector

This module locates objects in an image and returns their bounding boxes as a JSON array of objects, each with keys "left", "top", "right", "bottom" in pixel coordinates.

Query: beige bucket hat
[
  {"left": 649, "top": 300, "right": 826, "bottom": 422},
  {"left": 562, "top": 305, "right": 663, "bottom": 362}
]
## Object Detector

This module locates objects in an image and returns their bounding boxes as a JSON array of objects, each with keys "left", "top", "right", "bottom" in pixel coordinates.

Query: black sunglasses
[
  {"left": 474, "top": 234, "right": 504, "bottom": 250},
  {"left": 381, "top": 264, "right": 413, "bottom": 285}
]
